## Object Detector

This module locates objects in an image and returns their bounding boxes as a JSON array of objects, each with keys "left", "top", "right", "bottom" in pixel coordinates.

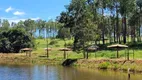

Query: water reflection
[{"left": 0, "top": 64, "right": 141, "bottom": 80}]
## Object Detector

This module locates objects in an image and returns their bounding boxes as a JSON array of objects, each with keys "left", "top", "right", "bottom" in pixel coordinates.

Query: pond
[{"left": 0, "top": 64, "right": 141, "bottom": 80}]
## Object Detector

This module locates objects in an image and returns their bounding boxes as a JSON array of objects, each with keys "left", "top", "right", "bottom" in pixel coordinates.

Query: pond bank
[
  {"left": 74, "top": 59, "right": 142, "bottom": 73},
  {"left": 0, "top": 54, "right": 63, "bottom": 65},
  {"left": 0, "top": 54, "right": 142, "bottom": 73}
]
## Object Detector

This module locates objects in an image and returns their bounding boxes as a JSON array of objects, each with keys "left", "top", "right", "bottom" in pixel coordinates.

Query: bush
[
  {"left": 66, "top": 42, "right": 73, "bottom": 47},
  {"left": 49, "top": 40, "right": 58, "bottom": 45},
  {"left": 113, "top": 64, "right": 119, "bottom": 70},
  {"left": 98, "top": 62, "right": 110, "bottom": 69},
  {"left": 0, "top": 28, "right": 34, "bottom": 53},
  {"left": 55, "top": 44, "right": 60, "bottom": 47},
  {"left": 127, "top": 42, "right": 142, "bottom": 49},
  {"left": 37, "top": 36, "right": 44, "bottom": 39}
]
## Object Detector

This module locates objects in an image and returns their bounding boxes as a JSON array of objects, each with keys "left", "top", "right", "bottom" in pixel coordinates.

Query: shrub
[
  {"left": 55, "top": 44, "right": 60, "bottom": 47},
  {"left": 98, "top": 62, "right": 110, "bottom": 69},
  {"left": 49, "top": 40, "right": 58, "bottom": 45},
  {"left": 37, "top": 36, "right": 44, "bottom": 39},
  {"left": 66, "top": 42, "right": 73, "bottom": 48},
  {"left": 0, "top": 28, "right": 34, "bottom": 53},
  {"left": 113, "top": 64, "right": 119, "bottom": 70}
]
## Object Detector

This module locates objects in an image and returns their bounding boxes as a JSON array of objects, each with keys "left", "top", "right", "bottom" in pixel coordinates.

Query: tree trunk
[
  {"left": 102, "top": 8, "right": 105, "bottom": 45},
  {"left": 134, "top": 26, "right": 136, "bottom": 42},
  {"left": 46, "top": 38, "right": 49, "bottom": 58},
  {"left": 73, "top": 35, "right": 78, "bottom": 51},
  {"left": 116, "top": 5, "right": 119, "bottom": 43},
  {"left": 123, "top": 16, "right": 127, "bottom": 44},
  {"left": 64, "top": 39, "right": 67, "bottom": 59},
  {"left": 83, "top": 41, "right": 86, "bottom": 59},
  {"left": 39, "top": 29, "right": 41, "bottom": 37},
  {"left": 114, "top": 23, "right": 116, "bottom": 43},
  {"left": 86, "top": 51, "right": 89, "bottom": 59},
  {"left": 139, "top": 6, "right": 142, "bottom": 42},
  {"left": 46, "top": 28, "right": 49, "bottom": 58},
  {"left": 131, "top": 26, "right": 136, "bottom": 43}
]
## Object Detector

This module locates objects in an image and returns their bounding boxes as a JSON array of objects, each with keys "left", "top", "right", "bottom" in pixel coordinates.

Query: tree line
[
  {"left": 0, "top": 19, "right": 62, "bottom": 53},
  {"left": 56, "top": 0, "right": 142, "bottom": 58},
  {"left": 57, "top": 0, "right": 142, "bottom": 46},
  {"left": 0, "top": 19, "right": 62, "bottom": 38}
]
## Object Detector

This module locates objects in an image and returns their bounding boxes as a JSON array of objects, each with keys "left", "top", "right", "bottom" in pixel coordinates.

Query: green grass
[
  {"left": 98, "top": 62, "right": 110, "bottom": 69},
  {"left": 2, "top": 38, "right": 142, "bottom": 72},
  {"left": 32, "top": 39, "right": 142, "bottom": 59}
]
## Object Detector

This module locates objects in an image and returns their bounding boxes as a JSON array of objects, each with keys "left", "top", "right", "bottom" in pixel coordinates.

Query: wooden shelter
[
  {"left": 44, "top": 48, "right": 52, "bottom": 51},
  {"left": 21, "top": 48, "right": 32, "bottom": 57},
  {"left": 44, "top": 48, "right": 52, "bottom": 58},
  {"left": 107, "top": 44, "right": 128, "bottom": 58},
  {"left": 86, "top": 45, "right": 99, "bottom": 59},
  {"left": 59, "top": 48, "right": 72, "bottom": 59}
]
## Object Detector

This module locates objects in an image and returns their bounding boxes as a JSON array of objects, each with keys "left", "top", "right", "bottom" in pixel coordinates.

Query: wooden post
[
  {"left": 117, "top": 48, "right": 119, "bottom": 58},
  {"left": 67, "top": 52, "right": 68, "bottom": 59},
  {"left": 46, "top": 40, "right": 49, "bottom": 58},
  {"left": 127, "top": 49, "right": 129, "bottom": 61},
  {"left": 29, "top": 51, "right": 31, "bottom": 57},
  {"left": 128, "top": 73, "right": 130, "bottom": 80},
  {"left": 64, "top": 50, "right": 66, "bottom": 59},
  {"left": 95, "top": 52, "right": 96, "bottom": 58},
  {"left": 86, "top": 51, "right": 89, "bottom": 59},
  {"left": 128, "top": 68, "right": 131, "bottom": 80},
  {"left": 26, "top": 51, "right": 27, "bottom": 56},
  {"left": 28, "top": 51, "right": 30, "bottom": 57},
  {"left": 47, "top": 49, "right": 49, "bottom": 58},
  {"left": 125, "top": 49, "right": 126, "bottom": 60},
  {"left": 133, "top": 49, "right": 134, "bottom": 60}
]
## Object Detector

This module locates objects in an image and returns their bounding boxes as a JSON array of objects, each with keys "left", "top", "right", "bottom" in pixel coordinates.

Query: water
[
  {"left": 34, "top": 29, "right": 57, "bottom": 38},
  {"left": 0, "top": 64, "right": 141, "bottom": 80}
]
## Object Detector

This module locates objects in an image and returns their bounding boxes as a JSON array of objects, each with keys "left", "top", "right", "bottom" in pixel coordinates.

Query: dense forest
[{"left": 0, "top": 0, "right": 142, "bottom": 53}]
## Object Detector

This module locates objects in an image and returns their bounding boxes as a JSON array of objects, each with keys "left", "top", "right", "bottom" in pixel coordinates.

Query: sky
[{"left": 0, "top": 0, "right": 71, "bottom": 23}]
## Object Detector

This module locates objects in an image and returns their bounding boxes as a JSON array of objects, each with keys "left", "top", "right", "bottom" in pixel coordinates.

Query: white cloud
[
  {"left": 30, "top": 17, "right": 40, "bottom": 21},
  {"left": 13, "top": 11, "right": 25, "bottom": 16},
  {"left": 5, "top": 6, "right": 13, "bottom": 13}
]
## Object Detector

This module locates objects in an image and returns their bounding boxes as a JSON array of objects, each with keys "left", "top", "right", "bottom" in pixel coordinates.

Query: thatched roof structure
[
  {"left": 87, "top": 45, "right": 99, "bottom": 51},
  {"left": 44, "top": 48, "right": 52, "bottom": 51},
  {"left": 107, "top": 44, "right": 128, "bottom": 48},
  {"left": 21, "top": 48, "right": 32, "bottom": 51},
  {"left": 107, "top": 44, "right": 128, "bottom": 58},
  {"left": 59, "top": 48, "right": 72, "bottom": 51}
]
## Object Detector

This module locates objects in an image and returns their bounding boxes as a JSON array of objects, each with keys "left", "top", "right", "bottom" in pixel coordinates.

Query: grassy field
[
  {"left": 33, "top": 39, "right": 82, "bottom": 59},
  {"left": 30, "top": 39, "right": 142, "bottom": 73},
  {"left": 32, "top": 39, "right": 142, "bottom": 60},
  {"left": 1, "top": 39, "right": 142, "bottom": 73}
]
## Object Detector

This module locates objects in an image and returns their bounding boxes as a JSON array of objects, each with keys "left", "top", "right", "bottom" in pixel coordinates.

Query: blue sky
[{"left": 0, "top": 0, "right": 70, "bottom": 23}]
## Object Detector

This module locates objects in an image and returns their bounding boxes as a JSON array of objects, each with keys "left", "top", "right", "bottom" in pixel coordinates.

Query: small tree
[
  {"left": 0, "top": 28, "right": 34, "bottom": 53},
  {"left": 57, "top": 27, "right": 71, "bottom": 58},
  {"left": 57, "top": 27, "right": 71, "bottom": 47}
]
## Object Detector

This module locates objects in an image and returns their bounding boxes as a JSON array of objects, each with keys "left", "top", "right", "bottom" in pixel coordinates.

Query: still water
[{"left": 0, "top": 64, "right": 141, "bottom": 80}]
